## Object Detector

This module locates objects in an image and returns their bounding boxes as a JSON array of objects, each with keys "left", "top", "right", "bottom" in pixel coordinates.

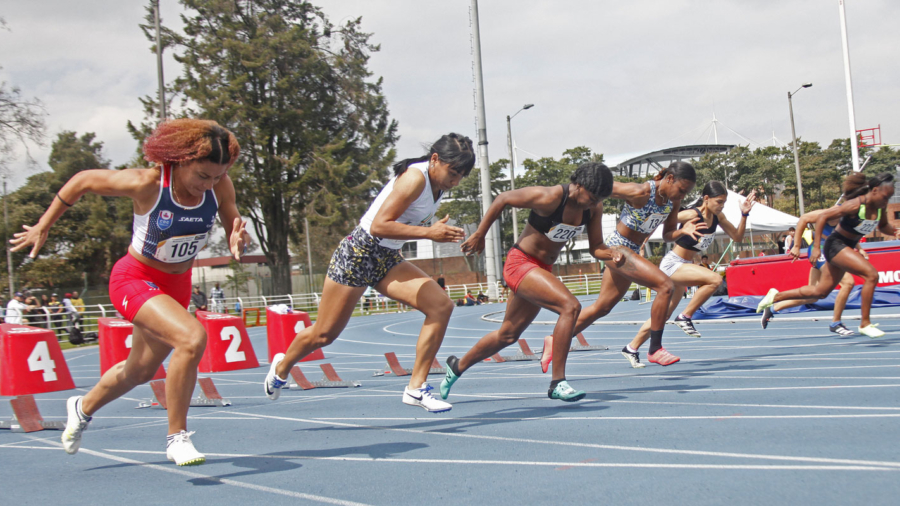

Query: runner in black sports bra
[
  {"left": 443, "top": 163, "right": 617, "bottom": 403},
  {"left": 757, "top": 172, "right": 898, "bottom": 338}
]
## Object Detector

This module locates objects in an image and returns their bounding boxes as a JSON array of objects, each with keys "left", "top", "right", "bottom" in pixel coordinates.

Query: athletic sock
[
  {"left": 447, "top": 356, "right": 462, "bottom": 377},
  {"left": 830, "top": 321, "right": 841, "bottom": 328},
  {"left": 677, "top": 313, "right": 690, "bottom": 320},
  {"left": 625, "top": 345, "right": 637, "bottom": 354},
  {"left": 549, "top": 378, "right": 565, "bottom": 391},
  {"left": 76, "top": 398, "right": 91, "bottom": 422},
  {"left": 648, "top": 330, "right": 664, "bottom": 355}
]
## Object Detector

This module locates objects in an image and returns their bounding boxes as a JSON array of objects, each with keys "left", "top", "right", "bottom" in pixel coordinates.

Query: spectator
[
  {"left": 436, "top": 276, "right": 446, "bottom": 291},
  {"left": 362, "top": 285, "right": 375, "bottom": 313},
  {"left": 62, "top": 292, "right": 81, "bottom": 331},
  {"left": 209, "top": 282, "right": 225, "bottom": 313},
  {"left": 70, "top": 291, "right": 86, "bottom": 313},
  {"left": 783, "top": 227, "right": 795, "bottom": 253},
  {"left": 47, "top": 293, "right": 65, "bottom": 335},
  {"left": 476, "top": 291, "right": 489, "bottom": 304},
  {"left": 191, "top": 285, "right": 208, "bottom": 312},
  {"left": 24, "top": 291, "right": 43, "bottom": 327},
  {"left": 457, "top": 290, "right": 479, "bottom": 306},
  {"left": 234, "top": 299, "right": 242, "bottom": 314},
  {"left": 5, "top": 292, "right": 32, "bottom": 324},
  {"left": 699, "top": 254, "right": 713, "bottom": 270}
]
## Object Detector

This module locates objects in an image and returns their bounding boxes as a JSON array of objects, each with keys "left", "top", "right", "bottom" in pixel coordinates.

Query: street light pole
[
  {"left": 3, "top": 178, "right": 13, "bottom": 298},
  {"left": 506, "top": 104, "right": 533, "bottom": 242},
  {"left": 153, "top": 0, "right": 166, "bottom": 122},
  {"left": 788, "top": 83, "right": 812, "bottom": 215}
]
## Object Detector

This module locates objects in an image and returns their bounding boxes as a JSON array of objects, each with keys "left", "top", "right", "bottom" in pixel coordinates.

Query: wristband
[
  {"left": 56, "top": 193, "right": 74, "bottom": 207},
  {"left": 741, "top": 212, "right": 750, "bottom": 217}
]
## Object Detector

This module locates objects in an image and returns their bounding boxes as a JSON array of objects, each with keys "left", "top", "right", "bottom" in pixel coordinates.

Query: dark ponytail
[
  {"left": 570, "top": 162, "right": 614, "bottom": 199},
  {"left": 686, "top": 180, "right": 727, "bottom": 209},
  {"left": 844, "top": 171, "right": 895, "bottom": 199},
  {"left": 653, "top": 161, "right": 696, "bottom": 183},
  {"left": 391, "top": 133, "right": 476, "bottom": 178}
]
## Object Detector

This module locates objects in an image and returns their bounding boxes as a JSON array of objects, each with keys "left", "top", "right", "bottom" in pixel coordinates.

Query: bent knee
[
  {"left": 178, "top": 326, "right": 207, "bottom": 360},
  {"left": 562, "top": 299, "right": 582, "bottom": 319},
  {"left": 656, "top": 279, "right": 675, "bottom": 297},
  {"left": 426, "top": 297, "right": 455, "bottom": 321}
]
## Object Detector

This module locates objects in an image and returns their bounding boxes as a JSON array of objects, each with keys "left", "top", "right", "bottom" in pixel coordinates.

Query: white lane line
[
  {"left": 223, "top": 411, "right": 900, "bottom": 469},
  {"left": 605, "top": 399, "right": 900, "bottom": 411},
  {"left": 60, "top": 449, "right": 888, "bottom": 472},
  {"left": 302, "top": 414, "right": 900, "bottom": 421},
  {"left": 19, "top": 437, "right": 372, "bottom": 506}
]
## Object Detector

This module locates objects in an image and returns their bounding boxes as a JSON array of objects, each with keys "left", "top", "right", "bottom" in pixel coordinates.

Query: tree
[
  {"left": 224, "top": 259, "right": 252, "bottom": 296},
  {"left": 148, "top": 0, "right": 397, "bottom": 295},
  {"left": 0, "top": 17, "right": 47, "bottom": 175}
]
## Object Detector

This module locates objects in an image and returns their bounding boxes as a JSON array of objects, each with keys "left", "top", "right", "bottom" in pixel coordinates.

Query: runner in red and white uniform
[{"left": 12, "top": 119, "right": 250, "bottom": 466}]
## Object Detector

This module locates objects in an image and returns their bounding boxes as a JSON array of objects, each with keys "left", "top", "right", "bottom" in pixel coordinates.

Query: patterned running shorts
[
  {"left": 326, "top": 226, "right": 405, "bottom": 287},
  {"left": 605, "top": 230, "right": 641, "bottom": 253}
]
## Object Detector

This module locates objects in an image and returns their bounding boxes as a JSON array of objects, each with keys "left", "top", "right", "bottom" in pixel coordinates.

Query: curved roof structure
[{"left": 615, "top": 144, "right": 735, "bottom": 178}]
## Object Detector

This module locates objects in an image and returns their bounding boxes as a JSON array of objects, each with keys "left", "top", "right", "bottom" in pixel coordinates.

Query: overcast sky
[{"left": 2, "top": 0, "right": 899, "bottom": 192}]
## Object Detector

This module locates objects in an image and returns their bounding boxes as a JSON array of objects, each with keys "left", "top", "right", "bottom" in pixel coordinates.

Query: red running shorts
[
  {"left": 108, "top": 253, "right": 192, "bottom": 322},
  {"left": 503, "top": 246, "right": 552, "bottom": 293}
]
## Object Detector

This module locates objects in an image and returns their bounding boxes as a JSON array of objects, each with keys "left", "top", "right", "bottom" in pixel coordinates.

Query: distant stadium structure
[{"left": 615, "top": 144, "right": 735, "bottom": 178}]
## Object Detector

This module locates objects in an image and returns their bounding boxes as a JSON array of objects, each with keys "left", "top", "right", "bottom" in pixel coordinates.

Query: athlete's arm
[
  {"left": 877, "top": 204, "right": 899, "bottom": 239},
  {"left": 609, "top": 181, "right": 647, "bottom": 208},
  {"left": 11, "top": 168, "right": 157, "bottom": 258},
  {"left": 370, "top": 168, "right": 464, "bottom": 243},
  {"left": 460, "top": 186, "right": 559, "bottom": 255},
  {"left": 213, "top": 175, "right": 252, "bottom": 261},
  {"left": 662, "top": 201, "right": 702, "bottom": 242},
  {"left": 811, "top": 201, "right": 856, "bottom": 262},
  {"left": 586, "top": 201, "right": 624, "bottom": 265},
  {"left": 718, "top": 191, "right": 756, "bottom": 243},
  {"left": 786, "top": 209, "right": 824, "bottom": 261}
]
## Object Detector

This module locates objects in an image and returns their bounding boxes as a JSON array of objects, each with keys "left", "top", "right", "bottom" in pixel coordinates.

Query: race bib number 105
[{"left": 155, "top": 233, "right": 209, "bottom": 262}]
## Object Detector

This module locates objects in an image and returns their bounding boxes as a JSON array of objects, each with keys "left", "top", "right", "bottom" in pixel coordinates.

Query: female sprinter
[
  {"left": 562, "top": 162, "right": 700, "bottom": 368},
  {"left": 757, "top": 172, "right": 899, "bottom": 338},
  {"left": 11, "top": 119, "right": 250, "bottom": 465},
  {"left": 760, "top": 209, "right": 859, "bottom": 336},
  {"left": 623, "top": 182, "right": 756, "bottom": 367},
  {"left": 439, "top": 163, "right": 617, "bottom": 402},
  {"left": 264, "top": 134, "right": 474, "bottom": 412}
]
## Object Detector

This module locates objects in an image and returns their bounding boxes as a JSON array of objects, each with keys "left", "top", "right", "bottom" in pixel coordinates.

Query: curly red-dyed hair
[{"left": 143, "top": 119, "right": 240, "bottom": 166}]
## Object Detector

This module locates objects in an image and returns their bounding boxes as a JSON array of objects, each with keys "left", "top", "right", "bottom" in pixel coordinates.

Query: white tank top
[{"left": 359, "top": 161, "right": 443, "bottom": 249}]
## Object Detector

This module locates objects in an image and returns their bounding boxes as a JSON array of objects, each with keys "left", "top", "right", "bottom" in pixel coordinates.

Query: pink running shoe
[
  {"left": 648, "top": 348, "right": 680, "bottom": 366},
  {"left": 540, "top": 335, "right": 553, "bottom": 374}
]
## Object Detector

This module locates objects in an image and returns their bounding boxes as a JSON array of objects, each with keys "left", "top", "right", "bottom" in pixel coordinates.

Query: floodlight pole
[
  {"left": 4, "top": 178, "right": 13, "bottom": 298},
  {"left": 838, "top": 0, "right": 861, "bottom": 172},
  {"left": 153, "top": 0, "right": 166, "bottom": 122},
  {"left": 470, "top": 0, "right": 499, "bottom": 299},
  {"left": 506, "top": 104, "right": 533, "bottom": 242},
  {"left": 788, "top": 83, "right": 811, "bottom": 215}
]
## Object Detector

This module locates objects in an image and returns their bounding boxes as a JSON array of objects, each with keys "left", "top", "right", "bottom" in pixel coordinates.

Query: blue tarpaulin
[{"left": 693, "top": 286, "right": 900, "bottom": 320}]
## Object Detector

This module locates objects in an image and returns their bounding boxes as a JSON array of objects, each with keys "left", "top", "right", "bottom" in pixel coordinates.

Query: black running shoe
[
  {"left": 829, "top": 323, "right": 854, "bottom": 336},
  {"left": 674, "top": 315, "right": 701, "bottom": 338}
]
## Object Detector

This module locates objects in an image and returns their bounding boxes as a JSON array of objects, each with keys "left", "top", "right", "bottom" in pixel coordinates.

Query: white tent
[{"left": 647, "top": 189, "right": 798, "bottom": 242}]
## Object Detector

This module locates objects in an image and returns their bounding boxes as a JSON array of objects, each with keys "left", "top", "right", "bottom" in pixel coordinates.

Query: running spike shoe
[
  {"left": 166, "top": 430, "right": 206, "bottom": 466},
  {"left": 648, "top": 347, "right": 680, "bottom": 366},
  {"left": 61, "top": 396, "right": 91, "bottom": 455},
  {"left": 403, "top": 383, "right": 452, "bottom": 413},
  {"left": 673, "top": 315, "right": 701, "bottom": 338},
  {"left": 264, "top": 353, "right": 288, "bottom": 400},
  {"left": 858, "top": 324, "right": 885, "bottom": 339},
  {"left": 540, "top": 335, "right": 553, "bottom": 374},
  {"left": 548, "top": 380, "right": 586, "bottom": 402},
  {"left": 621, "top": 347, "right": 647, "bottom": 369},
  {"left": 756, "top": 288, "right": 778, "bottom": 313},
  {"left": 761, "top": 306, "right": 773, "bottom": 330}
]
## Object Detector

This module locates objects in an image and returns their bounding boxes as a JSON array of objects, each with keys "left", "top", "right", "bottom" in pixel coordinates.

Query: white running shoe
[
  {"left": 620, "top": 347, "right": 647, "bottom": 369},
  {"left": 756, "top": 288, "right": 778, "bottom": 313},
  {"left": 61, "top": 396, "right": 91, "bottom": 455},
  {"left": 858, "top": 324, "right": 885, "bottom": 339},
  {"left": 264, "top": 353, "right": 288, "bottom": 400},
  {"left": 402, "top": 383, "right": 452, "bottom": 413},
  {"left": 166, "top": 430, "right": 206, "bottom": 466}
]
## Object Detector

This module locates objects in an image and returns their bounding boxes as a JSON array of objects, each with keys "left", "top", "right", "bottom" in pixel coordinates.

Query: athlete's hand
[
  {"left": 609, "top": 248, "right": 626, "bottom": 267},
  {"left": 230, "top": 218, "right": 252, "bottom": 261},
  {"left": 681, "top": 216, "right": 705, "bottom": 241},
  {"left": 10, "top": 223, "right": 49, "bottom": 259},
  {"left": 740, "top": 190, "right": 758, "bottom": 215},
  {"left": 858, "top": 247, "right": 869, "bottom": 260},
  {"left": 809, "top": 246, "right": 820, "bottom": 266},
  {"left": 460, "top": 231, "right": 485, "bottom": 256},
  {"left": 429, "top": 215, "right": 465, "bottom": 243},
  {"left": 789, "top": 245, "right": 801, "bottom": 263}
]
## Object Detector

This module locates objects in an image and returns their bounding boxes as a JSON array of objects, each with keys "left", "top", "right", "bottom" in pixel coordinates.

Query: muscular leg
[
  {"left": 572, "top": 264, "right": 632, "bottom": 335},
  {"left": 81, "top": 295, "right": 207, "bottom": 435},
  {"left": 276, "top": 278, "right": 365, "bottom": 378},
  {"left": 829, "top": 248, "right": 878, "bottom": 328},
  {"left": 772, "top": 264, "right": 841, "bottom": 305},
  {"left": 457, "top": 290, "right": 542, "bottom": 373},
  {"left": 375, "top": 262, "right": 455, "bottom": 389},
  {"left": 677, "top": 264, "right": 723, "bottom": 318},
  {"left": 833, "top": 271, "right": 855, "bottom": 323}
]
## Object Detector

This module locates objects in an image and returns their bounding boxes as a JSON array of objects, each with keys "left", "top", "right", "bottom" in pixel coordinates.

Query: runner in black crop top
[
  {"left": 451, "top": 163, "right": 617, "bottom": 401},
  {"left": 757, "top": 172, "right": 899, "bottom": 338},
  {"left": 674, "top": 208, "right": 719, "bottom": 251}
]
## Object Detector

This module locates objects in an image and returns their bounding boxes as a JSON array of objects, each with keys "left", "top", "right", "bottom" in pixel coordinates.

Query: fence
[{"left": 19, "top": 271, "right": 635, "bottom": 343}]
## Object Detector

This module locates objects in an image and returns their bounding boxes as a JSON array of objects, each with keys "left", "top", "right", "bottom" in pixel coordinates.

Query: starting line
[{"left": 480, "top": 311, "right": 900, "bottom": 326}]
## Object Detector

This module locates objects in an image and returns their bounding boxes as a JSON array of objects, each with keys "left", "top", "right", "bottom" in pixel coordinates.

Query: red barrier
[
  {"left": 727, "top": 242, "right": 900, "bottom": 297},
  {"left": 195, "top": 311, "right": 260, "bottom": 372},
  {"left": 0, "top": 324, "right": 75, "bottom": 396},
  {"left": 97, "top": 318, "right": 165, "bottom": 379},
  {"left": 264, "top": 309, "right": 323, "bottom": 363}
]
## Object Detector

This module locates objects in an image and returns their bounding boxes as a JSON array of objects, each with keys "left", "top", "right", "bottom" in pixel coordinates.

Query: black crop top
[
  {"left": 674, "top": 207, "right": 719, "bottom": 252},
  {"left": 839, "top": 200, "right": 881, "bottom": 236},
  {"left": 526, "top": 184, "right": 591, "bottom": 243}
]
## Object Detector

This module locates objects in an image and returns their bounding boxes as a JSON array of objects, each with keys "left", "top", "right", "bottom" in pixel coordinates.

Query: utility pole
[
  {"left": 4, "top": 178, "right": 14, "bottom": 298},
  {"left": 838, "top": 0, "right": 861, "bottom": 172},
  {"left": 153, "top": 0, "right": 167, "bottom": 122},
  {"left": 304, "top": 217, "right": 314, "bottom": 293},
  {"left": 470, "top": 0, "right": 498, "bottom": 300}
]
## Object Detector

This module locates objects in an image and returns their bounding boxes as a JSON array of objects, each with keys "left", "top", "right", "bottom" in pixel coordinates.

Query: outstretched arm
[
  {"left": 214, "top": 175, "right": 252, "bottom": 261},
  {"left": 11, "top": 168, "right": 155, "bottom": 258},
  {"left": 460, "top": 185, "right": 560, "bottom": 255}
]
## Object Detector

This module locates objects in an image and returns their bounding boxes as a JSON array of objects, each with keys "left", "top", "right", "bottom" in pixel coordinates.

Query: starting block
[
  {"left": 491, "top": 339, "right": 542, "bottom": 362},
  {"left": 569, "top": 333, "right": 608, "bottom": 352},
  {"left": 287, "top": 364, "right": 361, "bottom": 389},
  {"left": 373, "top": 352, "right": 445, "bottom": 377},
  {"left": 137, "top": 378, "right": 232, "bottom": 409},
  {"left": 0, "top": 395, "right": 65, "bottom": 433}
]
